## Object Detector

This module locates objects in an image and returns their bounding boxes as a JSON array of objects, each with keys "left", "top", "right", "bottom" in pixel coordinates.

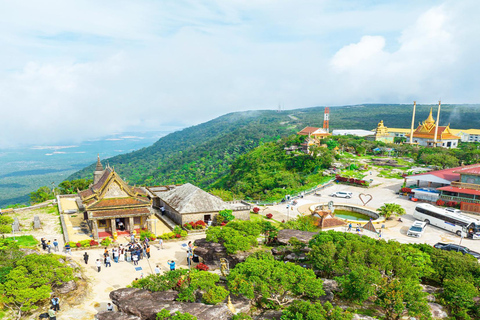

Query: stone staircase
[{"left": 151, "top": 207, "right": 176, "bottom": 230}]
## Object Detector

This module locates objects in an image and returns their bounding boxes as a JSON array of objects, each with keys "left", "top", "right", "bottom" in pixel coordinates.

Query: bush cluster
[{"left": 183, "top": 220, "right": 207, "bottom": 230}]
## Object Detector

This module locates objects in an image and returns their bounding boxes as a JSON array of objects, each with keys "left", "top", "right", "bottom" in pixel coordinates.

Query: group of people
[
  {"left": 40, "top": 238, "right": 59, "bottom": 253},
  {"left": 91, "top": 238, "right": 154, "bottom": 272}
]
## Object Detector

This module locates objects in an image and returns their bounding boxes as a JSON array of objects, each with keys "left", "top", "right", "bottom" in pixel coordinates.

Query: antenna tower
[{"left": 323, "top": 107, "right": 330, "bottom": 133}]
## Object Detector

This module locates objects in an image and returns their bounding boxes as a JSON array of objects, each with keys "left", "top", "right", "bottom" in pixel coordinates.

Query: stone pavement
[{"left": 48, "top": 233, "right": 207, "bottom": 320}]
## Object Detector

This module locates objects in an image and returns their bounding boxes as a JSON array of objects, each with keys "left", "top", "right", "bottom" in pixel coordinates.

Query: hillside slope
[{"left": 68, "top": 104, "right": 480, "bottom": 188}]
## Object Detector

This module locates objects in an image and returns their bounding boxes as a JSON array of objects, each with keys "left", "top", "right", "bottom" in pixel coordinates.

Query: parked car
[
  {"left": 407, "top": 221, "right": 427, "bottom": 237},
  {"left": 330, "top": 191, "right": 353, "bottom": 198},
  {"left": 433, "top": 243, "right": 480, "bottom": 259}
]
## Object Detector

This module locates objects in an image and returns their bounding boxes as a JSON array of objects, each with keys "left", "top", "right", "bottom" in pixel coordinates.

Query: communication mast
[{"left": 323, "top": 107, "right": 330, "bottom": 133}]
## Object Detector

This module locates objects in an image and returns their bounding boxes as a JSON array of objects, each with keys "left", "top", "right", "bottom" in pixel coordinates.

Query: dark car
[{"left": 433, "top": 242, "right": 480, "bottom": 259}]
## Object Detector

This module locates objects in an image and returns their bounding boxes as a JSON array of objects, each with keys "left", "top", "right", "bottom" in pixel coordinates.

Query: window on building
[{"left": 99, "top": 220, "right": 107, "bottom": 227}]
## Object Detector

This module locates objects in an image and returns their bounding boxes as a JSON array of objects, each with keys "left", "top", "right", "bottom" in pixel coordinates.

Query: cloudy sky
[{"left": 0, "top": 0, "right": 478, "bottom": 148}]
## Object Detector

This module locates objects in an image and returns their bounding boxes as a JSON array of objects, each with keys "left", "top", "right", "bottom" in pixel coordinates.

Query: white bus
[{"left": 413, "top": 203, "right": 480, "bottom": 239}]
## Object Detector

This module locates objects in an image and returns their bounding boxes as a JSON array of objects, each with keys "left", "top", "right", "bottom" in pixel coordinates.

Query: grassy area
[
  {"left": 7, "top": 235, "right": 39, "bottom": 247},
  {"left": 377, "top": 169, "right": 404, "bottom": 179},
  {"left": 339, "top": 169, "right": 367, "bottom": 180},
  {"left": 249, "top": 213, "right": 282, "bottom": 228}
]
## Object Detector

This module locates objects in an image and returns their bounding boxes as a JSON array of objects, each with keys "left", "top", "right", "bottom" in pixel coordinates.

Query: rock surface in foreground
[
  {"left": 108, "top": 287, "right": 250, "bottom": 320},
  {"left": 276, "top": 229, "right": 317, "bottom": 245}
]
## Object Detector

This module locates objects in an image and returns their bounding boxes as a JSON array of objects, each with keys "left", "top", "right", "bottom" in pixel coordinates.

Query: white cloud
[{"left": 0, "top": 0, "right": 479, "bottom": 148}]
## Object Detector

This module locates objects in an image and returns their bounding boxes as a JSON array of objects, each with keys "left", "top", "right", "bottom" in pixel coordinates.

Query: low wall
[{"left": 309, "top": 203, "right": 383, "bottom": 223}]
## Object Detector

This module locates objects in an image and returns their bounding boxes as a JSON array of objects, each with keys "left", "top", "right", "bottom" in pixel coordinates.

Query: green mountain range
[{"left": 68, "top": 104, "right": 480, "bottom": 189}]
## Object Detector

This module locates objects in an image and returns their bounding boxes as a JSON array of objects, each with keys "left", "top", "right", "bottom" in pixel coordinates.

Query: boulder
[
  {"left": 96, "top": 311, "right": 141, "bottom": 320},
  {"left": 57, "top": 280, "right": 77, "bottom": 294},
  {"left": 428, "top": 303, "right": 448, "bottom": 319},
  {"left": 193, "top": 238, "right": 253, "bottom": 270},
  {"left": 276, "top": 229, "right": 317, "bottom": 245},
  {"left": 352, "top": 314, "right": 376, "bottom": 320},
  {"left": 108, "top": 287, "right": 250, "bottom": 320},
  {"left": 321, "top": 279, "right": 340, "bottom": 293}
]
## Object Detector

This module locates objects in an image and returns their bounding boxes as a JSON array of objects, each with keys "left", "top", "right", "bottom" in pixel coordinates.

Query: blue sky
[{"left": 0, "top": 0, "right": 478, "bottom": 148}]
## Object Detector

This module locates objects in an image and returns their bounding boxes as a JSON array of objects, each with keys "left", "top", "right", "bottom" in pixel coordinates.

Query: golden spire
[{"left": 425, "top": 107, "right": 435, "bottom": 125}]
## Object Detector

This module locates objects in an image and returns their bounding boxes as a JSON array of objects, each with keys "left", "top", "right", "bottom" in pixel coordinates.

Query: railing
[
  {"left": 440, "top": 195, "right": 480, "bottom": 204},
  {"left": 451, "top": 181, "right": 480, "bottom": 191}
]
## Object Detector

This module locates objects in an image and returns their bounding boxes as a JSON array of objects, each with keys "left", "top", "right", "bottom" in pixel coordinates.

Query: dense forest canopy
[{"left": 68, "top": 104, "right": 480, "bottom": 189}]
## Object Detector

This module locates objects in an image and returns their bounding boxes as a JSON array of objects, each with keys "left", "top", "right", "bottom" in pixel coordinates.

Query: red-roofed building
[
  {"left": 77, "top": 157, "right": 153, "bottom": 239},
  {"left": 406, "top": 163, "right": 480, "bottom": 213}
]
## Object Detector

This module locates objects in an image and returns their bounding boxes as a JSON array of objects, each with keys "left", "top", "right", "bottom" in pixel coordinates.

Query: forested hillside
[{"left": 68, "top": 104, "right": 480, "bottom": 188}]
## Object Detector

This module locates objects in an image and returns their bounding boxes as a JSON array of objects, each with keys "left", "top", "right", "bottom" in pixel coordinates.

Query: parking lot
[{"left": 265, "top": 170, "right": 480, "bottom": 254}]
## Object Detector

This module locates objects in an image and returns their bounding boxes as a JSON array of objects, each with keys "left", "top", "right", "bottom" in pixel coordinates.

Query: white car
[
  {"left": 407, "top": 221, "right": 427, "bottom": 237},
  {"left": 330, "top": 191, "right": 353, "bottom": 198}
]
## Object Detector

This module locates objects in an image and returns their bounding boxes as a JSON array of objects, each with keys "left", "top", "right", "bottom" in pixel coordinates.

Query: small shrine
[{"left": 311, "top": 203, "right": 345, "bottom": 229}]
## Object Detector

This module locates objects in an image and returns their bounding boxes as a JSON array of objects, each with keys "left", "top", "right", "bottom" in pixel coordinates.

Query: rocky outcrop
[
  {"left": 193, "top": 238, "right": 253, "bottom": 270},
  {"left": 57, "top": 279, "right": 77, "bottom": 294},
  {"left": 108, "top": 287, "right": 251, "bottom": 320},
  {"left": 96, "top": 311, "right": 141, "bottom": 320},
  {"left": 428, "top": 303, "right": 448, "bottom": 319},
  {"left": 276, "top": 229, "right": 317, "bottom": 245}
]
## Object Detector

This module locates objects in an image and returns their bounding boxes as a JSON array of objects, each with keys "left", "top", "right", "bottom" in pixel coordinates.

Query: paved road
[{"left": 262, "top": 169, "right": 480, "bottom": 253}]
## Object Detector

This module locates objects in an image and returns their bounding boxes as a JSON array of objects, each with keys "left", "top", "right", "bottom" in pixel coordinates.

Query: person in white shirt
[
  {"left": 154, "top": 265, "right": 161, "bottom": 274},
  {"left": 96, "top": 259, "right": 102, "bottom": 272}
]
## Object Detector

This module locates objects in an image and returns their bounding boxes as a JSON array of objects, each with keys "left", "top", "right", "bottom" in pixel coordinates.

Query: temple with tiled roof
[
  {"left": 78, "top": 156, "right": 152, "bottom": 239},
  {"left": 411, "top": 108, "right": 460, "bottom": 148}
]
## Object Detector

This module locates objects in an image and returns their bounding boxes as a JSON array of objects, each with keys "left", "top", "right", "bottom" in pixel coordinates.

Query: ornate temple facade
[
  {"left": 78, "top": 157, "right": 152, "bottom": 239},
  {"left": 411, "top": 108, "right": 460, "bottom": 148}
]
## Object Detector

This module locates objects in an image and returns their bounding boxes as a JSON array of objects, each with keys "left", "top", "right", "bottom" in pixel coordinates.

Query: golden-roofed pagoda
[
  {"left": 412, "top": 107, "right": 459, "bottom": 148},
  {"left": 78, "top": 156, "right": 152, "bottom": 239}
]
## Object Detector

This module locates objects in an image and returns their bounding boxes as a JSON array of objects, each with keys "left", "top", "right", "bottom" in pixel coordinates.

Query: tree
[
  {"left": 228, "top": 254, "right": 324, "bottom": 308},
  {"left": 0, "top": 254, "right": 74, "bottom": 319},
  {"left": 29, "top": 186, "right": 56, "bottom": 204},
  {"left": 376, "top": 203, "right": 406, "bottom": 220},
  {"left": 58, "top": 178, "right": 92, "bottom": 194},
  {"left": 156, "top": 309, "right": 197, "bottom": 320},
  {"left": 280, "top": 300, "right": 352, "bottom": 320},
  {"left": 336, "top": 266, "right": 381, "bottom": 304},
  {"left": 375, "top": 277, "right": 430, "bottom": 320},
  {"left": 442, "top": 277, "right": 478, "bottom": 319}
]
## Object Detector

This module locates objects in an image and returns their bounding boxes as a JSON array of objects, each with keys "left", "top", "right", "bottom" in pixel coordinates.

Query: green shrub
[
  {"left": 203, "top": 285, "right": 229, "bottom": 305},
  {"left": 100, "top": 237, "right": 112, "bottom": 246},
  {"left": 180, "top": 230, "right": 188, "bottom": 237},
  {"left": 0, "top": 225, "right": 12, "bottom": 234},
  {"left": 218, "top": 209, "right": 234, "bottom": 223}
]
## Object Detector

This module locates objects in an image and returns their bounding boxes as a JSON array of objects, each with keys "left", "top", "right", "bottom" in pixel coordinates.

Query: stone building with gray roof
[{"left": 147, "top": 183, "right": 251, "bottom": 225}]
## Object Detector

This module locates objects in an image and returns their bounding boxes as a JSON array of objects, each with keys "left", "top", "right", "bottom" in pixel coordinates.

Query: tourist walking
[
  {"left": 113, "top": 248, "right": 119, "bottom": 263},
  {"left": 155, "top": 265, "right": 161, "bottom": 274},
  {"left": 187, "top": 241, "right": 193, "bottom": 253},
  {"left": 105, "top": 255, "right": 112, "bottom": 267},
  {"left": 132, "top": 254, "right": 139, "bottom": 266},
  {"left": 47, "top": 240, "right": 52, "bottom": 253},
  {"left": 103, "top": 248, "right": 109, "bottom": 264},
  {"left": 167, "top": 260, "right": 176, "bottom": 271},
  {"left": 53, "top": 239, "right": 59, "bottom": 252},
  {"left": 96, "top": 259, "right": 102, "bottom": 272},
  {"left": 158, "top": 237, "right": 163, "bottom": 249},
  {"left": 65, "top": 243, "right": 71, "bottom": 255},
  {"left": 347, "top": 223, "right": 352, "bottom": 232},
  {"left": 83, "top": 252, "right": 89, "bottom": 264},
  {"left": 41, "top": 238, "right": 47, "bottom": 250},
  {"left": 51, "top": 296, "right": 60, "bottom": 311},
  {"left": 187, "top": 251, "right": 193, "bottom": 268},
  {"left": 145, "top": 245, "right": 151, "bottom": 259}
]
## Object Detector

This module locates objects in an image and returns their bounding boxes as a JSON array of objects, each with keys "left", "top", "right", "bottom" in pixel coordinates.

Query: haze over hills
[
  {"left": 69, "top": 103, "right": 480, "bottom": 189},
  {"left": 0, "top": 131, "right": 170, "bottom": 207}
]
